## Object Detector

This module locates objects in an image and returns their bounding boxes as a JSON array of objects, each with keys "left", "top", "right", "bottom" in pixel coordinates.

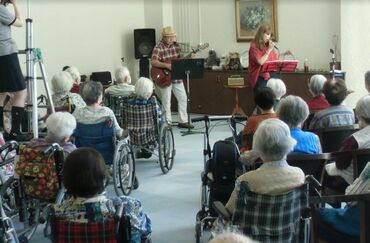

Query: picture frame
[{"left": 235, "top": 0, "right": 278, "bottom": 42}]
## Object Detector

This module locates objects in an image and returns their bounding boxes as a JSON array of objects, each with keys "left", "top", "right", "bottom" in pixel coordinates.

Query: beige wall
[
  {"left": 12, "top": 0, "right": 145, "bottom": 89},
  {"left": 170, "top": 0, "right": 340, "bottom": 71},
  {"left": 341, "top": 0, "right": 370, "bottom": 107}
]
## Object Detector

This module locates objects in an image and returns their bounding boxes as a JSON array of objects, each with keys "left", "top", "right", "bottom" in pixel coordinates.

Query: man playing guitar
[{"left": 151, "top": 26, "right": 194, "bottom": 129}]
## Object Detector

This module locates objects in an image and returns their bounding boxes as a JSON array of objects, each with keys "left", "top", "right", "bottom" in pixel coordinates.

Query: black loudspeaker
[{"left": 134, "top": 29, "right": 156, "bottom": 59}]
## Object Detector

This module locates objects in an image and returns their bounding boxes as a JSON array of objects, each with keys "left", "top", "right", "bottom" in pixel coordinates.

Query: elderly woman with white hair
[
  {"left": 28, "top": 112, "right": 77, "bottom": 153},
  {"left": 277, "top": 95, "right": 321, "bottom": 155},
  {"left": 73, "top": 81, "right": 124, "bottom": 138},
  {"left": 51, "top": 71, "right": 86, "bottom": 110},
  {"left": 65, "top": 66, "right": 81, "bottom": 93},
  {"left": 226, "top": 118, "right": 305, "bottom": 214},
  {"left": 104, "top": 66, "right": 135, "bottom": 96},
  {"left": 325, "top": 95, "right": 370, "bottom": 190},
  {"left": 306, "top": 74, "right": 330, "bottom": 111}
]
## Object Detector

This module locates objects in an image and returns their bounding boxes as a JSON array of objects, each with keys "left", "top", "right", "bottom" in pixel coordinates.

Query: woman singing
[{"left": 248, "top": 24, "right": 292, "bottom": 91}]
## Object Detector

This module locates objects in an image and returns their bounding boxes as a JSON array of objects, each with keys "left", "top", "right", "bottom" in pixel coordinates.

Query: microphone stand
[{"left": 330, "top": 49, "right": 336, "bottom": 79}]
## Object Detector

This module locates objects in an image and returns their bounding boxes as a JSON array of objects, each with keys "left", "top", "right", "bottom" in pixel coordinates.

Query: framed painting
[{"left": 235, "top": 0, "right": 278, "bottom": 42}]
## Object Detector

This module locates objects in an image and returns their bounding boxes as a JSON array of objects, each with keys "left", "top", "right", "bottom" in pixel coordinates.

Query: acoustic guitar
[{"left": 151, "top": 42, "right": 209, "bottom": 87}]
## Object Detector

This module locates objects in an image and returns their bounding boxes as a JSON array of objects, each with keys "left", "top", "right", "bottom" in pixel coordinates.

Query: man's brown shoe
[{"left": 178, "top": 122, "right": 194, "bottom": 129}]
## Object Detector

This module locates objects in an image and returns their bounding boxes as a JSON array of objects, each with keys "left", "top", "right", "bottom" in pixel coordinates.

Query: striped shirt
[{"left": 309, "top": 105, "right": 355, "bottom": 129}]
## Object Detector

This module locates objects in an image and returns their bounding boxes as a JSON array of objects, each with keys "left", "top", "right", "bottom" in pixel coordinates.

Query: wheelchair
[
  {"left": 121, "top": 95, "right": 175, "bottom": 174},
  {"left": 191, "top": 115, "right": 246, "bottom": 243},
  {"left": 103, "top": 93, "right": 131, "bottom": 128},
  {"left": 73, "top": 120, "right": 136, "bottom": 196},
  {"left": 0, "top": 141, "right": 19, "bottom": 243},
  {"left": 0, "top": 194, "right": 19, "bottom": 243},
  {"left": 13, "top": 142, "right": 67, "bottom": 242}
]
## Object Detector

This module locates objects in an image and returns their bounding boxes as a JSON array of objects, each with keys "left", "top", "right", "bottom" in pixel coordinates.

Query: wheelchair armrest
[{"left": 212, "top": 201, "right": 231, "bottom": 220}]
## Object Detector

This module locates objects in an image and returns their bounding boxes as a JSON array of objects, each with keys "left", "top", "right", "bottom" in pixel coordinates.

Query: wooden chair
[
  {"left": 287, "top": 153, "right": 330, "bottom": 184},
  {"left": 329, "top": 148, "right": 370, "bottom": 179},
  {"left": 302, "top": 111, "right": 316, "bottom": 130},
  {"left": 310, "top": 193, "right": 370, "bottom": 243},
  {"left": 309, "top": 125, "right": 360, "bottom": 152}
]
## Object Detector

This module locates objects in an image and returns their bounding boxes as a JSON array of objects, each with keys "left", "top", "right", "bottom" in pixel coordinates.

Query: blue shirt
[{"left": 290, "top": 128, "right": 320, "bottom": 155}]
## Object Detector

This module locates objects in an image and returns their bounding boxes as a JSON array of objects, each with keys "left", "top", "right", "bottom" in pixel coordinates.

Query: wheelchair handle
[
  {"left": 43, "top": 143, "right": 62, "bottom": 155},
  {"left": 0, "top": 140, "right": 18, "bottom": 154}
]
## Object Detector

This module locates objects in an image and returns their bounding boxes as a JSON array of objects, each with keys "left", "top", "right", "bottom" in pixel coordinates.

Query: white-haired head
[
  {"left": 46, "top": 112, "right": 76, "bottom": 142},
  {"left": 114, "top": 66, "right": 131, "bottom": 84},
  {"left": 51, "top": 71, "right": 74, "bottom": 94},
  {"left": 277, "top": 95, "right": 309, "bottom": 128},
  {"left": 65, "top": 66, "right": 81, "bottom": 84},
  {"left": 266, "top": 78, "right": 286, "bottom": 100},
  {"left": 253, "top": 118, "right": 296, "bottom": 161},
  {"left": 308, "top": 74, "right": 327, "bottom": 97},
  {"left": 209, "top": 232, "right": 256, "bottom": 243},
  {"left": 135, "top": 77, "right": 153, "bottom": 99},
  {"left": 356, "top": 95, "right": 370, "bottom": 128}
]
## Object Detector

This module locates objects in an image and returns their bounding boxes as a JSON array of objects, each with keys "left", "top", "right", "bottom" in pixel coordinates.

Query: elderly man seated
[
  {"left": 104, "top": 66, "right": 135, "bottom": 96},
  {"left": 226, "top": 118, "right": 305, "bottom": 214}
]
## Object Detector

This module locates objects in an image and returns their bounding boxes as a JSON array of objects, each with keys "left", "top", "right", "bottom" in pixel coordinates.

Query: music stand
[
  {"left": 172, "top": 58, "right": 204, "bottom": 136},
  {"left": 260, "top": 60, "right": 299, "bottom": 73}
]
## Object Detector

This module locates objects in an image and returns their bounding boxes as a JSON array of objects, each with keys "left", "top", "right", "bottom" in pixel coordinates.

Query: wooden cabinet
[{"left": 173, "top": 70, "right": 330, "bottom": 116}]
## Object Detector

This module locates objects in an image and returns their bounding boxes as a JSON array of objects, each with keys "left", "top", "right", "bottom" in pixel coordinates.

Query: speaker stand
[{"left": 139, "top": 58, "right": 150, "bottom": 78}]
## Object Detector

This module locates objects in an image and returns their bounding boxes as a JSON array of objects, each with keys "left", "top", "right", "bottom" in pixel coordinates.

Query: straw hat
[{"left": 162, "top": 26, "right": 176, "bottom": 37}]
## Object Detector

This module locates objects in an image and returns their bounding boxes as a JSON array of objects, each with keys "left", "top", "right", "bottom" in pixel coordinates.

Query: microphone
[
  {"left": 330, "top": 48, "right": 335, "bottom": 60},
  {"left": 269, "top": 40, "right": 279, "bottom": 50}
]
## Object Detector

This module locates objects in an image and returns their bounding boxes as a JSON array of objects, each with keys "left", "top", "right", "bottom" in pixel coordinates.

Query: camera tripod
[{"left": 23, "top": 0, "right": 55, "bottom": 138}]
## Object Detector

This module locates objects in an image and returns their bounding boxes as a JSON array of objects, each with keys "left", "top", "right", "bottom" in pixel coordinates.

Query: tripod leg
[{"left": 38, "top": 61, "right": 55, "bottom": 113}]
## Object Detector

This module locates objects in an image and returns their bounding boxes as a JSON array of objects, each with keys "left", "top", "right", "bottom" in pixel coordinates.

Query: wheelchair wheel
[
  {"left": 0, "top": 176, "right": 18, "bottom": 217},
  {"left": 113, "top": 140, "right": 135, "bottom": 196},
  {"left": 158, "top": 123, "right": 175, "bottom": 174}
]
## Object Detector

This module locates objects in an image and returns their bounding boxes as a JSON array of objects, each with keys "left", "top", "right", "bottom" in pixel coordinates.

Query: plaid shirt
[
  {"left": 151, "top": 40, "right": 182, "bottom": 83},
  {"left": 232, "top": 181, "right": 308, "bottom": 243},
  {"left": 123, "top": 96, "right": 159, "bottom": 145}
]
